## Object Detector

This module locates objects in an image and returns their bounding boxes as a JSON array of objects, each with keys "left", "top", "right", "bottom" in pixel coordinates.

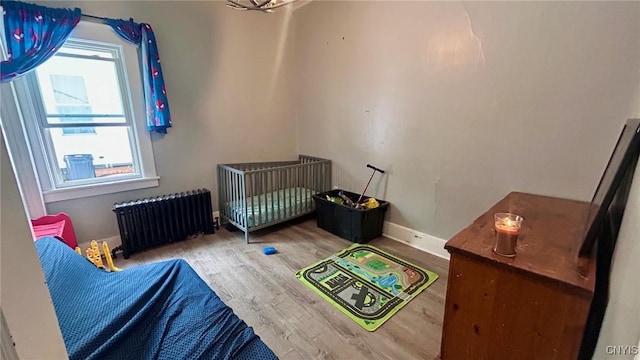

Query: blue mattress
[{"left": 36, "top": 237, "right": 277, "bottom": 360}]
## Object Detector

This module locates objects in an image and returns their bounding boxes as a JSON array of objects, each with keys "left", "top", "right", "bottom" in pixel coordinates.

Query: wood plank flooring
[{"left": 114, "top": 217, "right": 449, "bottom": 359}]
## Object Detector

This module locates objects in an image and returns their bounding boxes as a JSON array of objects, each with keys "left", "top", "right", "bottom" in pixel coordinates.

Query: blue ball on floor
[{"left": 263, "top": 247, "right": 277, "bottom": 255}]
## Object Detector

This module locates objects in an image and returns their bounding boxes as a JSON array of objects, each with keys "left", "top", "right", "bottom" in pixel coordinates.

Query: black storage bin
[{"left": 313, "top": 189, "right": 389, "bottom": 243}]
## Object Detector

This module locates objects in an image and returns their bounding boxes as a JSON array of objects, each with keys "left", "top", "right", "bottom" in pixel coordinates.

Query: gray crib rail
[{"left": 217, "top": 155, "right": 331, "bottom": 243}]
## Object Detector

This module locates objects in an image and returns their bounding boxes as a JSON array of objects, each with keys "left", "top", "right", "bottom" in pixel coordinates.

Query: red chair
[{"left": 31, "top": 213, "right": 78, "bottom": 249}]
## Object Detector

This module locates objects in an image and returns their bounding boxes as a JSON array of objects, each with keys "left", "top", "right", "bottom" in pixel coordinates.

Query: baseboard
[
  {"left": 77, "top": 235, "right": 121, "bottom": 253},
  {"left": 383, "top": 221, "right": 450, "bottom": 260},
  {"left": 83, "top": 219, "right": 449, "bottom": 261}
]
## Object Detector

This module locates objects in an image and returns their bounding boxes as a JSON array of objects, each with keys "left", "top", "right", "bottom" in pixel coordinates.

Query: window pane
[
  {"left": 48, "top": 126, "right": 137, "bottom": 183},
  {"left": 36, "top": 53, "right": 126, "bottom": 120},
  {"left": 51, "top": 74, "right": 89, "bottom": 104},
  {"left": 54, "top": 103, "right": 97, "bottom": 135}
]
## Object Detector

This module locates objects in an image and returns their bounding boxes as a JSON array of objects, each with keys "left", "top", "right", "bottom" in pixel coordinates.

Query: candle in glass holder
[{"left": 493, "top": 212, "right": 523, "bottom": 257}]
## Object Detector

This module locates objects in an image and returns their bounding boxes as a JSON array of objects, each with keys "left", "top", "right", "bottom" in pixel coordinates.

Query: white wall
[
  {"left": 0, "top": 131, "right": 67, "bottom": 358},
  {"left": 294, "top": 1, "right": 640, "bottom": 239},
  {"left": 28, "top": 1, "right": 298, "bottom": 242}
]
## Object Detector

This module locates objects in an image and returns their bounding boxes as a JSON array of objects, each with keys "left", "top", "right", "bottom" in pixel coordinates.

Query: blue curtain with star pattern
[
  {"left": 106, "top": 18, "right": 172, "bottom": 134},
  {"left": 0, "top": 0, "right": 81, "bottom": 83}
]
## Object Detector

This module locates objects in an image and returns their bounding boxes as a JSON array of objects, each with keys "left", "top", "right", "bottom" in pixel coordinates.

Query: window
[
  {"left": 0, "top": 21, "right": 158, "bottom": 206},
  {"left": 49, "top": 74, "right": 96, "bottom": 135},
  {"left": 33, "top": 40, "right": 139, "bottom": 185}
]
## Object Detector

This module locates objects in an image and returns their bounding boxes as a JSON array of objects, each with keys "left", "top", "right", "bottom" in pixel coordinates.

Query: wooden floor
[{"left": 114, "top": 217, "right": 449, "bottom": 359}]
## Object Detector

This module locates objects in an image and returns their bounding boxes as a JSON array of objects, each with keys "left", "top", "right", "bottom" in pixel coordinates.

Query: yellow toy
[
  {"left": 102, "top": 241, "right": 121, "bottom": 272},
  {"left": 75, "top": 240, "right": 121, "bottom": 272},
  {"left": 87, "top": 241, "right": 105, "bottom": 269},
  {"left": 364, "top": 197, "right": 380, "bottom": 209}
]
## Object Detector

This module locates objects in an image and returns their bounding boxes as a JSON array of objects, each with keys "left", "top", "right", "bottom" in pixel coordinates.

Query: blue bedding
[{"left": 36, "top": 237, "right": 277, "bottom": 360}]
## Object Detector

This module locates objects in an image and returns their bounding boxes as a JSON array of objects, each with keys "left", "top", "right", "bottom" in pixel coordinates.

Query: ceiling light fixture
[{"left": 226, "top": 0, "right": 297, "bottom": 13}]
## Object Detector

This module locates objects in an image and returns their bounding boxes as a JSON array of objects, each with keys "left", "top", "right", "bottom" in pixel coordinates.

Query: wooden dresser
[{"left": 440, "top": 192, "right": 596, "bottom": 360}]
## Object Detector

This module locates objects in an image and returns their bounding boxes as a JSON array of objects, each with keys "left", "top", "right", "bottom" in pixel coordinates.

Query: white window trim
[
  {"left": 0, "top": 7, "right": 47, "bottom": 218},
  {"left": 0, "top": 20, "right": 159, "bottom": 211},
  {"left": 0, "top": 81, "right": 48, "bottom": 218},
  {"left": 42, "top": 176, "right": 160, "bottom": 202}
]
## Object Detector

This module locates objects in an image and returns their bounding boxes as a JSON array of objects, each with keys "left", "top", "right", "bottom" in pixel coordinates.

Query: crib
[{"left": 217, "top": 155, "right": 331, "bottom": 243}]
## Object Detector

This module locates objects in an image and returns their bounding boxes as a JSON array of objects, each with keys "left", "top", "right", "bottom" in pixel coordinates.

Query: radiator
[{"left": 112, "top": 189, "right": 215, "bottom": 259}]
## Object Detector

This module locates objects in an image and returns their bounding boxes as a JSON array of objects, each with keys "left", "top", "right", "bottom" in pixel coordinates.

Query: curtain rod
[
  {"left": 81, "top": 13, "right": 108, "bottom": 24},
  {"left": 81, "top": 14, "right": 137, "bottom": 24}
]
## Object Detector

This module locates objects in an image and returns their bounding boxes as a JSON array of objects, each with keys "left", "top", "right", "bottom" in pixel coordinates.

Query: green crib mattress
[{"left": 228, "top": 187, "right": 316, "bottom": 228}]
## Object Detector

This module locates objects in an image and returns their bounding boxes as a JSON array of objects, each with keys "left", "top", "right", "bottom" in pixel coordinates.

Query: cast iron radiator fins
[{"left": 112, "top": 189, "right": 215, "bottom": 259}]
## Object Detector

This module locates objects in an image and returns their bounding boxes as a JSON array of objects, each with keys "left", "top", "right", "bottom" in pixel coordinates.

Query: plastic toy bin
[
  {"left": 312, "top": 189, "right": 389, "bottom": 243},
  {"left": 64, "top": 154, "right": 96, "bottom": 180}
]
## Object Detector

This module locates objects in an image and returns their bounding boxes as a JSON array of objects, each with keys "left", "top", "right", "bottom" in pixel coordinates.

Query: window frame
[
  {"left": 0, "top": 20, "right": 159, "bottom": 208},
  {"left": 29, "top": 38, "right": 143, "bottom": 189}
]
